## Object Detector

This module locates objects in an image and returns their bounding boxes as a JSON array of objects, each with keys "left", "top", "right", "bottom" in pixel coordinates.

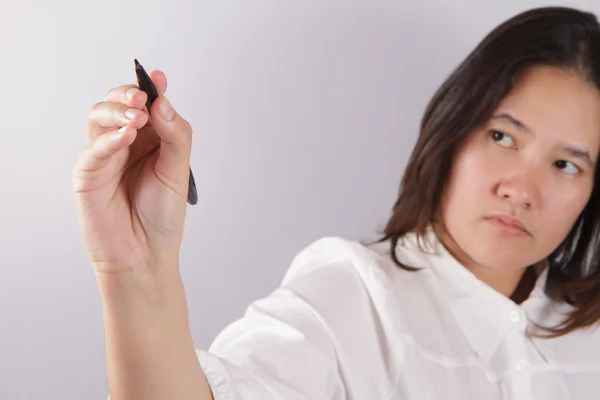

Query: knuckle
[
  {"left": 101, "top": 137, "right": 117, "bottom": 155},
  {"left": 89, "top": 101, "right": 128, "bottom": 123},
  {"left": 90, "top": 101, "right": 105, "bottom": 114},
  {"left": 182, "top": 119, "right": 193, "bottom": 136},
  {"left": 103, "top": 86, "right": 118, "bottom": 100},
  {"left": 104, "top": 84, "right": 136, "bottom": 102},
  {"left": 176, "top": 121, "right": 193, "bottom": 145}
]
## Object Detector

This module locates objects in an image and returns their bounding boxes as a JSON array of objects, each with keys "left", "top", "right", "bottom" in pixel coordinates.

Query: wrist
[
  {"left": 95, "top": 262, "right": 206, "bottom": 399},
  {"left": 95, "top": 262, "right": 187, "bottom": 320},
  {"left": 96, "top": 262, "right": 195, "bottom": 355}
]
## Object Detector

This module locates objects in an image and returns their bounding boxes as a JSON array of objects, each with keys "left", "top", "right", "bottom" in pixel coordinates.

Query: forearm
[{"left": 96, "top": 266, "right": 213, "bottom": 400}]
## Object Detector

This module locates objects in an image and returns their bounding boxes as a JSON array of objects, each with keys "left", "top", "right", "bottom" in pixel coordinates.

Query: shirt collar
[{"left": 397, "top": 227, "right": 557, "bottom": 364}]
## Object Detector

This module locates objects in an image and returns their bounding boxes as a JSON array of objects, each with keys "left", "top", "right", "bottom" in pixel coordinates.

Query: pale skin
[
  {"left": 72, "top": 70, "right": 213, "bottom": 399},
  {"left": 435, "top": 65, "right": 600, "bottom": 301}
]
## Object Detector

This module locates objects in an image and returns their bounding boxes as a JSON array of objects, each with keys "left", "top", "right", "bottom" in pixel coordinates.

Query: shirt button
[
  {"left": 510, "top": 311, "right": 521, "bottom": 323},
  {"left": 516, "top": 359, "right": 527, "bottom": 371}
]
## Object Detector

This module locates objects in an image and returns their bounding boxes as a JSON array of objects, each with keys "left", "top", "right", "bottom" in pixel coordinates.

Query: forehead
[{"left": 494, "top": 65, "right": 600, "bottom": 151}]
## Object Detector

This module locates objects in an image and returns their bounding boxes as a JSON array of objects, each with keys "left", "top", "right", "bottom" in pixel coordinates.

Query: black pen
[{"left": 134, "top": 59, "right": 198, "bottom": 206}]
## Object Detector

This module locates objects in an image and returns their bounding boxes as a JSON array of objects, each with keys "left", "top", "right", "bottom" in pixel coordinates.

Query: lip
[{"left": 485, "top": 214, "right": 530, "bottom": 236}]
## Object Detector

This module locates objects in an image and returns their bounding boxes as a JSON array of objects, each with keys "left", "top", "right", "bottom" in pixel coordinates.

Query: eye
[
  {"left": 555, "top": 160, "right": 581, "bottom": 175},
  {"left": 489, "top": 130, "right": 515, "bottom": 148}
]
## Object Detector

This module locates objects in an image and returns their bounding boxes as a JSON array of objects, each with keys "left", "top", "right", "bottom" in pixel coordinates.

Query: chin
[
  {"left": 463, "top": 234, "right": 539, "bottom": 272},
  {"left": 472, "top": 249, "right": 531, "bottom": 271}
]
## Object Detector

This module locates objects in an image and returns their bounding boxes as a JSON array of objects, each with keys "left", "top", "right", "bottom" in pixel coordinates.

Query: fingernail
[
  {"left": 159, "top": 98, "right": 175, "bottom": 121},
  {"left": 125, "top": 108, "right": 138, "bottom": 120},
  {"left": 125, "top": 88, "right": 136, "bottom": 101}
]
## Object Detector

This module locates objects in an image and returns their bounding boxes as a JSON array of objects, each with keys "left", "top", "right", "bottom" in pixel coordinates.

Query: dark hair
[{"left": 372, "top": 6, "right": 600, "bottom": 338}]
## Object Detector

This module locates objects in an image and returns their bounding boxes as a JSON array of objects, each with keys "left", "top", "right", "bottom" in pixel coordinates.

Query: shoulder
[
  {"left": 197, "top": 236, "right": 413, "bottom": 399},
  {"left": 275, "top": 235, "right": 434, "bottom": 336},
  {"left": 280, "top": 236, "right": 403, "bottom": 294},
  {"left": 280, "top": 235, "right": 432, "bottom": 295}
]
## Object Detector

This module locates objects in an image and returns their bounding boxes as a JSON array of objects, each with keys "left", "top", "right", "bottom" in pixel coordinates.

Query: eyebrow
[
  {"left": 490, "top": 112, "right": 595, "bottom": 167},
  {"left": 491, "top": 113, "right": 531, "bottom": 132},
  {"left": 563, "top": 147, "right": 595, "bottom": 167}
]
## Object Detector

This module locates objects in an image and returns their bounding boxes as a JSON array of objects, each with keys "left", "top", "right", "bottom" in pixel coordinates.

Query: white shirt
[
  {"left": 194, "top": 230, "right": 600, "bottom": 398},
  {"left": 193, "top": 228, "right": 600, "bottom": 399}
]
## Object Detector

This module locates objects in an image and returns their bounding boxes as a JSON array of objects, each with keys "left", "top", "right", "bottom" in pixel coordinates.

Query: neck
[{"left": 510, "top": 266, "right": 538, "bottom": 304}]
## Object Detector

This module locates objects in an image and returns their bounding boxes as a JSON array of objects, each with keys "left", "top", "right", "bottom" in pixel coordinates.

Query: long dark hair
[{"left": 372, "top": 6, "right": 600, "bottom": 338}]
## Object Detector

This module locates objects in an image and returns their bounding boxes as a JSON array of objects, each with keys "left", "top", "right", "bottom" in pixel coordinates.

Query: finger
[
  {"left": 149, "top": 95, "right": 193, "bottom": 198},
  {"left": 75, "top": 126, "right": 137, "bottom": 175},
  {"left": 148, "top": 70, "right": 167, "bottom": 96},
  {"left": 104, "top": 84, "right": 148, "bottom": 110},
  {"left": 87, "top": 102, "right": 148, "bottom": 141}
]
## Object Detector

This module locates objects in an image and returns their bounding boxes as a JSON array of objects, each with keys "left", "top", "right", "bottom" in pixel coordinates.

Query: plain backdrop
[{"left": 1, "top": 0, "right": 599, "bottom": 398}]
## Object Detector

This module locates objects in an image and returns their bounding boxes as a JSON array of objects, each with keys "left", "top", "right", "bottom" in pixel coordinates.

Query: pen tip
[{"left": 134, "top": 58, "right": 141, "bottom": 70}]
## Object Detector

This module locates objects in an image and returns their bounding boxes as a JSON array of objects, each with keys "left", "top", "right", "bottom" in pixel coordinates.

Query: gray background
[{"left": 1, "top": 0, "right": 598, "bottom": 398}]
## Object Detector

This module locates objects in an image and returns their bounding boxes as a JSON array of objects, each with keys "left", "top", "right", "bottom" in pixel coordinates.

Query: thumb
[{"left": 149, "top": 95, "right": 193, "bottom": 197}]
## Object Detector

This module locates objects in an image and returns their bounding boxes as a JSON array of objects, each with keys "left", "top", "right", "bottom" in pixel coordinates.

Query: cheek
[
  {"left": 537, "top": 187, "right": 591, "bottom": 257},
  {"left": 445, "top": 145, "right": 494, "bottom": 206},
  {"left": 539, "top": 168, "right": 594, "bottom": 228},
  {"left": 544, "top": 185, "right": 591, "bottom": 228}
]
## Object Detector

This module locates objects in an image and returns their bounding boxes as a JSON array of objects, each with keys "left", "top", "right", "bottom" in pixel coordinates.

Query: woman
[{"left": 73, "top": 6, "right": 600, "bottom": 400}]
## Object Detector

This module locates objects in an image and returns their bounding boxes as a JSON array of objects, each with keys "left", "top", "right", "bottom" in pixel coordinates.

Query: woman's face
[{"left": 439, "top": 65, "right": 600, "bottom": 275}]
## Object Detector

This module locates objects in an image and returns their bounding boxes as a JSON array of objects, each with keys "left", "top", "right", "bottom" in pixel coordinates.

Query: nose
[{"left": 495, "top": 176, "right": 537, "bottom": 210}]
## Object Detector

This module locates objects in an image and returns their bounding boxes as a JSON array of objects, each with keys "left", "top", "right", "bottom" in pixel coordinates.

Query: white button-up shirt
[{"left": 193, "top": 230, "right": 600, "bottom": 399}]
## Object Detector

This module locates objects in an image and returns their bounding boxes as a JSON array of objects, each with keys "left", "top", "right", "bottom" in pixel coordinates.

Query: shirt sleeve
[
  {"left": 194, "top": 237, "right": 402, "bottom": 399},
  {"left": 195, "top": 285, "right": 347, "bottom": 400}
]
